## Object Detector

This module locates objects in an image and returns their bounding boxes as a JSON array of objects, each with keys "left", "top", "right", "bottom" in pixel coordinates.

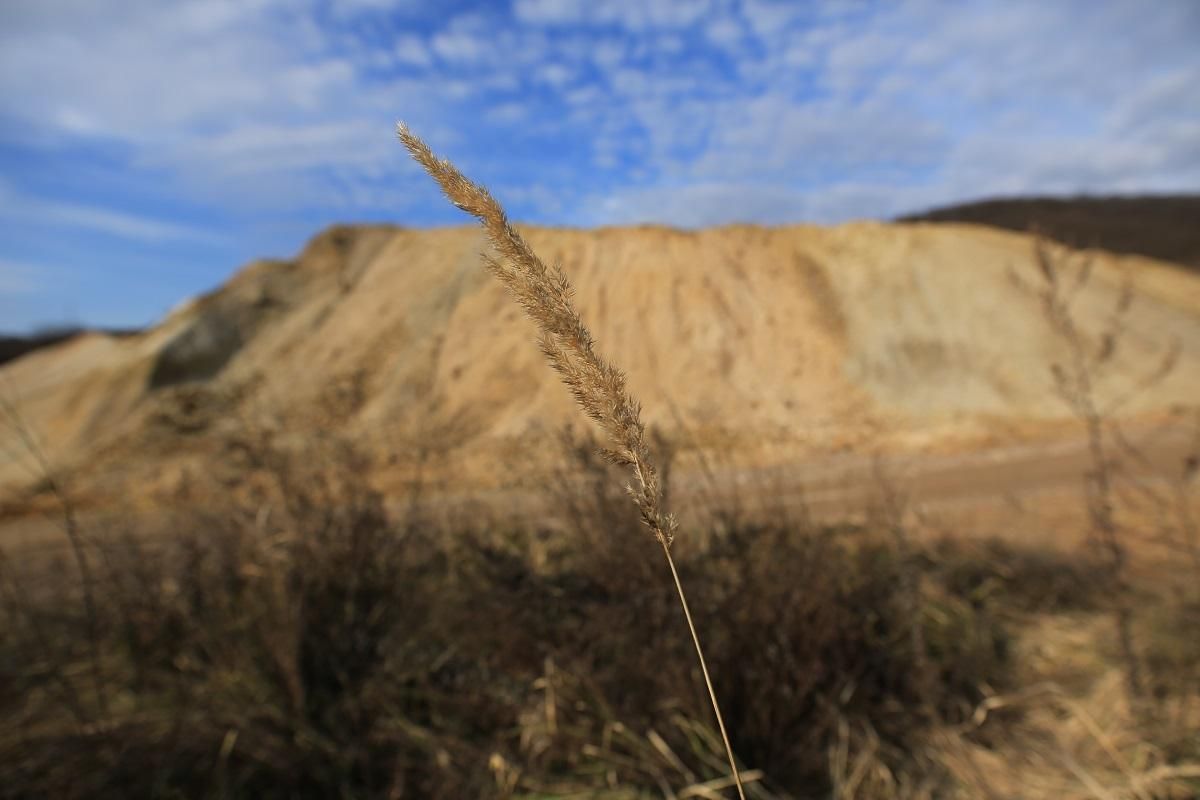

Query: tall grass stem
[
  {"left": 397, "top": 122, "right": 746, "bottom": 798},
  {"left": 661, "top": 538, "right": 746, "bottom": 799}
]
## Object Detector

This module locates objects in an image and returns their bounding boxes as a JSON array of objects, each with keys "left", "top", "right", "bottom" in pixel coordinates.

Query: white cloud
[
  {"left": 613, "top": 0, "right": 715, "bottom": 30},
  {"left": 0, "top": 259, "right": 44, "bottom": 295},
  {"left": 0, "top": 1, "right": 423, "bottom": 201},
  {"left": 1, "top": 0, "right": 1196, "bottom": 235},
  {"left": 740, "top": 0, "right": 806, "bottom": 42},
  {"left": 0, "top": 179, "right": 219, "bottom": 243},
  {"left": 1105, "top": 69, "right": 1199, "bottom": 137},
  {"left": 582, "top": 182, "right": 810, "bottom": 227},
  {"left": 485, "top": 102, "right": 528, "bottom": 125},
  {"left": 431, "top": 30, "right": 489, "bottom": 63},
  {"left": 535, "top": 63, "right": 574, "bottom": 88},
  {"left": 515, "top": 0, "right": 714, "bottom": 30},
  {"left": 496, "top": 182, "right": 568, "bottom": 217},
  {"left": 152, "top": 120, "right": 395, "bottom": 177},
  {"left": 686, "top": 93, "right": 947, "bottom": 181},
  {"left": 41, "top": 204, "right": 219, "bottom": 243},
  {"left": 704, "top": 17, "right": 744, "bottom": 50},
  {"left": 393, "top": 33, "right": 432, "bottom": 67},
  {"left": 512, "top": 0, "right": 588, "bottom": 25},
  {"left": 328, "top": 0, "right": 422, "bottom": 18},
  {"left": 609, "top": 0, "right": 1199, "bottom": 222},
  {"left": 0, "top": 1, "right": 338, "bottom": 133},
  {"left": 590, "top": 39, "right": 626, "bottom": 69}
]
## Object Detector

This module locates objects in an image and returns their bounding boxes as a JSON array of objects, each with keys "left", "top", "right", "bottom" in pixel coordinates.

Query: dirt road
[{"left": 3, "top": 420, "right": 1195, "bottom": 559}]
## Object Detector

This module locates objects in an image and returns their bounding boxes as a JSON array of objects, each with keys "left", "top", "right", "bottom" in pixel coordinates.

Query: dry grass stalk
[
  {"left": 397, "top": 122, "right": 746, "bottom": 799},
  {"left": 0, "top": 394, "right": 108, "bottom": 721},
  {"left": 1021, "top": 239, "right": 1180, "bottom": 699}
]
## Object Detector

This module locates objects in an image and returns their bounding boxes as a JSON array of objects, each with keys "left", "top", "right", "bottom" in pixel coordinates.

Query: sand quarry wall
[{"left": 1, "top": 221, "right": 1198, "bottom": 502}]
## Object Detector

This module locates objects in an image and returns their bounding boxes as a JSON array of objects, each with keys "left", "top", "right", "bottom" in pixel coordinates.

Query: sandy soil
[{"left": 4, "top": 414, "right": 1194, "bottom": 567}]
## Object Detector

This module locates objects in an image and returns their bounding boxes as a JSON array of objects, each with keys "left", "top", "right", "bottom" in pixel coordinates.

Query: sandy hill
[
  {"left": 899, "top": 194, "right": 1200, "bottom": 269},
  {"left": 1, "top": 221, "right": 1199, "bottom": 510}
]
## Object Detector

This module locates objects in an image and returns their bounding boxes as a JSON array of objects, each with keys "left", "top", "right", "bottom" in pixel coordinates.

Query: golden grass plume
[
  {"left": 397, "top": 121, "right": 744, "bottom": 798},
  {"left": 396, "top": 123, "right": 674, "bottom": 547}
]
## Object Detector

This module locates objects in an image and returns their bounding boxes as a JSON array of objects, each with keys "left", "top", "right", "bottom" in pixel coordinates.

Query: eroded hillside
[{"left": 2, "top": 221, "right": 1199, "bottom": 510}]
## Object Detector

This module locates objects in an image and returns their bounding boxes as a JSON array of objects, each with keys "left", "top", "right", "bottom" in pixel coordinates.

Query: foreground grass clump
[{"left": 0, "top": 436, "right": 1018, "bottom": 799}]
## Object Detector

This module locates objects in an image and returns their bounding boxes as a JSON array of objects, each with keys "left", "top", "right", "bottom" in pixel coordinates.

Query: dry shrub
[
  {"left": 1, "top": 434, "right": 489, "bottom": 799},
  {"left": 1014, "top": 238, "right": 1183, "bottom": 698},
  {"left": 0, "top": 433, "right": 1018, "bottom": 798},
  {"left": 1141, "top": 592, "right": 1200, "bottom": 764},
  {"left": 695, "top": 526, "right": 1011, "bottom": 788},
  {"left": 446, "top": 440, "right": 1012, "bottom": 795},
  {"left": 927, "top": 536, "right": 1106, "bottom": 614}
]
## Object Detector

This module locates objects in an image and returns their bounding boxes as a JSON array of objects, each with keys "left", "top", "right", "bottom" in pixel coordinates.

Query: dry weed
[{"left": 397, "top": 123, "right": 746, "bottom": 797}]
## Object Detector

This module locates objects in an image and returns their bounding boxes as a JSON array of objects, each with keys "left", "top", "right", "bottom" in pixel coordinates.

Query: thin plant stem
[{"left": 660, "top": 538, "right": 746, "bottom": 799}]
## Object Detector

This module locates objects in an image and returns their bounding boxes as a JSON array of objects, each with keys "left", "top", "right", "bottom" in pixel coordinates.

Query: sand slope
[{"left": 2, "top": 221, "right": 1198, "bottom": 502}]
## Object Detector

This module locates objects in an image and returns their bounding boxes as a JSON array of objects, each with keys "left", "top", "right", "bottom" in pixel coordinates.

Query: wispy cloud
[
  {"left": 514, "top": 0, "right": 716, "bottom": 30},
  {"left": 4, "top": 0, "right": 1195, "bottom": 227},
  {"left": 0, "top": 259, "right": 43, "bottom": 296},
  {"left": 38, "top": 202, "right": 219, "bottom": 244},
  {"left": 0, "top": 180, "right": 219, "bottom": 244},
  {"left": 1, "top": 0, "right": 1199, "bottom": 327}
]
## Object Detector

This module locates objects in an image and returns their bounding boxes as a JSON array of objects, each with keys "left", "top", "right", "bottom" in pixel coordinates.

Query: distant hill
[
  {"left": 0, "top": 328, "right": 87, "bottom": 368},
  {"left": 899, "top": 195, "right": 1200, "bottom": 268},
  {"left": 0, "top": 327, "right": 139, "bottom": 367}
]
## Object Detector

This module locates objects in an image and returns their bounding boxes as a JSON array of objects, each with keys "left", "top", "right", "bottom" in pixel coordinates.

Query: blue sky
[{"left": 1, "top": 0, "right": 1198, "bottom": 332}]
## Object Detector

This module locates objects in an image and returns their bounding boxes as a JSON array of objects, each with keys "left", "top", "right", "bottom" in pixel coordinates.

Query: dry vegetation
[
  {"left": 0, "top": 431, "right": 1056, "bottom": 797},
  {"left": 0, "top": 131, "right": 1197, "bottom": 799},
  {"left": 3, "top": 426, "right": 1197, "bottom": 798}
]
